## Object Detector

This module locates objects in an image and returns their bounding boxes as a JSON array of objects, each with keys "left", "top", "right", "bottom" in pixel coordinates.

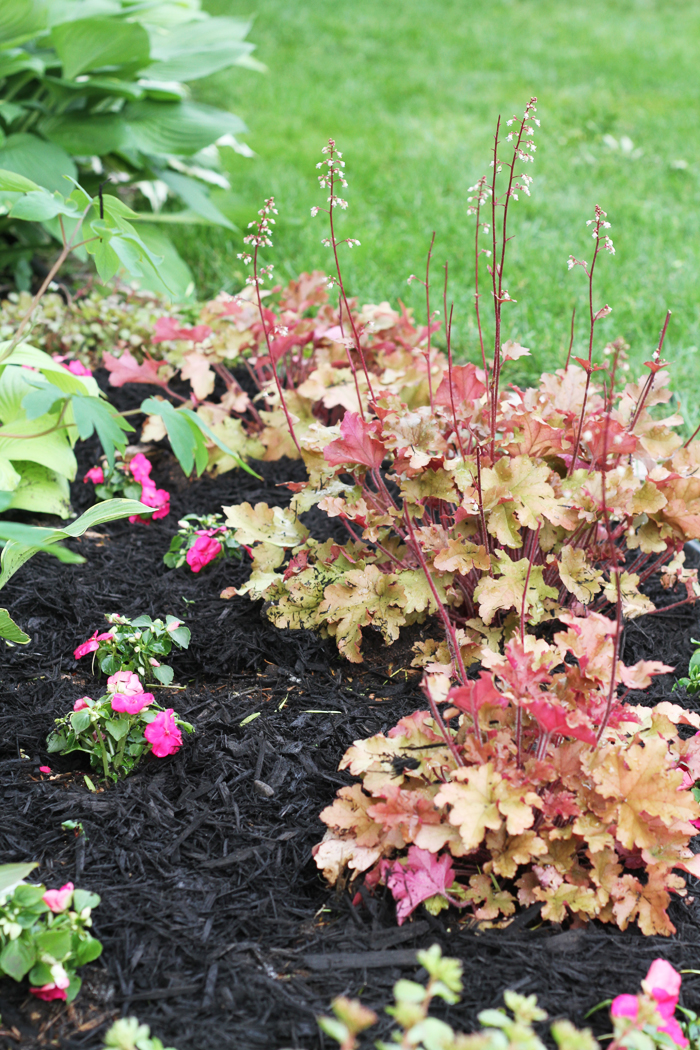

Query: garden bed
[{"left": 2, "top": 435, "right": 700, "bottom": 1050}]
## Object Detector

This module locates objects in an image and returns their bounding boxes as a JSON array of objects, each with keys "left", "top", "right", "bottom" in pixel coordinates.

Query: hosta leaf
[
  {"left": 0, "top": 607, "right": 30, "bottom": 643},
  {"left": 0, "top": 498, "right": 153, "bottom": 593},
  {"left": 124, "top": 100, "right": 246, "bottom": 156},
  {"left": 39, "top": 113, "right": 129, "bottom": 157},
  {"left": 157, "top": 169, "right": 235, "bottom": 229},
  {"left": 0, "top": 134, "right": 76, "bottom": 194},
  {"left": 0, "top": 0, "right": 47, "bottom": 48},
  {"left": 6, "top": 463, "right": 71, "bottom": 518},
  {"left": 0, "top": 413, "right": 77, "bottom": 479},
  {"left": 51, "top": 17, "right": 150, "bottom": 80}
]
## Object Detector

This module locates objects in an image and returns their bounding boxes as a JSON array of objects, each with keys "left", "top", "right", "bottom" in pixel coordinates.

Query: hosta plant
[
  {"left": 47, "top": 672, "right": 192, "bottom": 782},
  {"left": 74, "top": 613, "right": 190, "bottom": 687},
  {"left": 318, "top": 947, "right": 691, "bottom": 1050},
  {"left": 0, "top": 862, "right": 101, "bottom": 1003},
  {"left": 0, "top": 0, "right": 261, "bottom": 292},
  {"left": 222, "top": 104, "right": 700, "bottom": 665},
  {"left": 314, "top": 614, "right": 700, "bottom": 936}
]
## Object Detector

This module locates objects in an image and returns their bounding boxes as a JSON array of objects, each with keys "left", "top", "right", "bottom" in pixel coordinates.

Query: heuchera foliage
[
  {"left": 217, "top": 101, "right": 700, "bottom": 935},
  {"left": 314, "top": 618, "right": 700, "bottom": 935}
]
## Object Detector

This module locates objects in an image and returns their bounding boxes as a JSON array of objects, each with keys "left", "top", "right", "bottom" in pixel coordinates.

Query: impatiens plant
[
  {"left": 314, "top": 614, "right": 700, "bottom": 935},
  {"left": 163, "top": 513, "right": 242, "bottom": 572},
  {"left": 74, "top": 613, "right": 190, "bottom": 687},
  {"left": 47, "top": 672, "right": 192, "bottom": 781},
  {"left": 317, "top": 946, "right": 691, "bottom": 1050},
  {"left": 0, "top": 862, "right": 101, "bottom": 1003},
  {"left": 84, "top": 452, "right": 170, "bottom": 524}
]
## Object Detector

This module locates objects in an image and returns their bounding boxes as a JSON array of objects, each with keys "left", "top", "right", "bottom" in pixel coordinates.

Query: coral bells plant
[
  {"left": 47, "top": 673, "right": 192, "bottom": 781},
  {"left": 222, "top": 103, "right": 700, "bottom": 667},
  {"left": 314, "top": 615, "right": 700, "bottom": 935},
  {"left": 74, "top": 613, "right": 190, "bottom": 687},
  {"left": 0, "top": 862, "right": 102, "bottom": 1003},
  {"left": 83, "top": 452, "right": 170, "bottom": 524},
  {"left": 163, "top": 513, "right": 242, "bottom": 572}
]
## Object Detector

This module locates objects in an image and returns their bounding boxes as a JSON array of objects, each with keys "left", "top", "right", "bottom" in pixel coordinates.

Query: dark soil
[{"left": 2, "top": 431, "right": 700, "bottom": 1050}]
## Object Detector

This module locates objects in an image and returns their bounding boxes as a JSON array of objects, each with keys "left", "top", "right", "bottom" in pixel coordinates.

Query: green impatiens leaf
[{"left": 0, "top": 936, "right": 36, "bottom": 980}]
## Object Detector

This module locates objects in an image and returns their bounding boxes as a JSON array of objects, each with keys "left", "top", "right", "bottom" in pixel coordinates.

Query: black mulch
[{"left": 2, "top": 427, "right": 700, "bottom": 1049}]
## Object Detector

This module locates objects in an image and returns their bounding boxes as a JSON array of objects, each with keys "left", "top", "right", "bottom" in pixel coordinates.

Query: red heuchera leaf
[
  {"left": 324, "top": 412, "right": 385, "bottom": 470},
  {"left": 283, "top": 549, "right": 310, "bottom": 580},
  {"left": 103, "top": 349, "right": 167, "bottom": 388},
  {"left": 152, "top": 317, "right": 212, "bottom": 344},
  {"left": 434, "top": 363, "right": 486, "bottom": 412},
  {"left": 385, "top": 846, "right": 456, "bottom": 925},
  {"left": 525, "top": 699, "right": 597, "bottom": 745},
  {"left": 447, "top": 672, "right": 507, "bottom": 716}
]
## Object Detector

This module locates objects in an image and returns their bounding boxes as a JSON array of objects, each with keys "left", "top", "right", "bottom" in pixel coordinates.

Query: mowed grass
[{"left": 173, "top": 0, "right": 700, "bottom": 424}]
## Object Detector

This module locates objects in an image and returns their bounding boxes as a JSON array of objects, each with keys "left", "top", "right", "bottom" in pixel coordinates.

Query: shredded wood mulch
[{"left": 2, "top": 428, "right": 700, "bottom": 1050}]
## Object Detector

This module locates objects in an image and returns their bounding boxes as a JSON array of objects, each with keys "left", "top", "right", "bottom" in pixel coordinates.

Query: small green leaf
[
  {"left": 105, "top": 718, "right": 129, "bottom": 741},
  {"left": 240, "top": 711, "right": 260, "bottom": 726},
  {"left": 34, "top": 929, "right": 72, "bottom": 959},
  {"left": 70, "top": 709, "right": 91, "bottom": 734},
  {"left": 72, "top": 888, "right": 100, "bottom": 913},
  {"left": 152, "top": 664, "right": 174, "bottom": 686},
  {"left": 0, "top": 937, "right": 36, "bottom": 980}
]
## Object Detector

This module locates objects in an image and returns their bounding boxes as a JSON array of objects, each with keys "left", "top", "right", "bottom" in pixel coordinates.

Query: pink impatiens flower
[
  {"left": 107, "top": 671, "right": 142, "bottom": 695},
  {"left": 83, "top": 466, "right": 104, "bottom": 485},
  {"left": 644, "top": 959, "right": 687, "bottom": 1047},
  {"left": 39, "top": 766, "right": 51, "bottom": 774},
  {"left": 74, "top": 630, "right": 114, "bottom": 660},
  {"left": 52, "top": 354, "right": 92, "bottom": 377},
  {"left": 611, "top": 995, "right": 641, "bottom": 1021},
  {"left": 43, "top": 882, "right": 74, "bottom": 913},
  {"left": 139, "top": 481, "right": 170, "bottom": 520},
  {"left": 612, "top": 959, "right": 688, "bottom": 1048},
  {"left": 186, "top": 534, "right": 222, "bottom": 572},
  {"left": 128, "top": 453, "right": 152, "bottom": 484},
  {"left": 30, "top": 982, "right": 68, "bottom": 1001},
  {"left": 144, "top": 709, "right": 182, "bottom": 757},
  {"left": 73, "top": 696, "right": 91, "bottom": 711},
  {"left": 111, "top": 692, "right": 154, "bottom": 714}
]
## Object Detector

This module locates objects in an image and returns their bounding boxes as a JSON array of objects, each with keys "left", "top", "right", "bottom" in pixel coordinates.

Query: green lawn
[{"left": 174, "top": 0, "right": 700, "bottom": 424}]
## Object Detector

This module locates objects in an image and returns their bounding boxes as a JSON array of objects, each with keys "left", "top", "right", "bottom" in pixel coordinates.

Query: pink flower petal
[
  {"left": 43, "top": 882, "right": 74, "bottom": 913},
  {"left": 30, "top": 983, "right": 67, "bottom": 1001},
  {"left": 611, "top": 994, "right": 640, "bottom": 1021},
  {"left": 111, "top": 692, "right": 154, "bottom": 714},
  {"left": 144, "top": 709, "right": 183, "bottom": 757}
]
